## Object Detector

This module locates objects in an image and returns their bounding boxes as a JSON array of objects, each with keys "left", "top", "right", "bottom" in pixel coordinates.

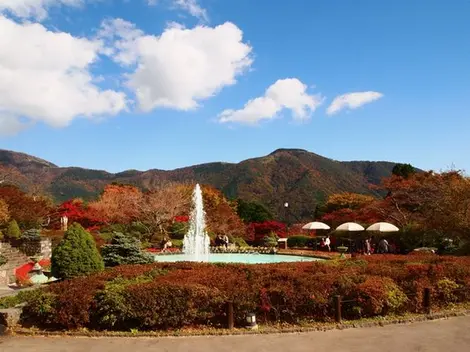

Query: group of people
[
  {"left": 215, "top": 234, "right": 230, "bottom": 248},
  {"left": 318, "top": 235, "right": 394, "bottom": 254},
  {"left": 360, "top": 237, "right": 393, "bottom": 254}
]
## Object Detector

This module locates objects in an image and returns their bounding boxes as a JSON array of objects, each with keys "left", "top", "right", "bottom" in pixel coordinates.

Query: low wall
[
  {"left": 8, "top": 239, "right": 52, "bottom": 259},
  {"left": 40, "top": 239, "right": 52, "bottom": 259}
]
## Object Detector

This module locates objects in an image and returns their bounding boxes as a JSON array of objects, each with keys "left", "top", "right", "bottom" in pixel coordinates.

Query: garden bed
[
  {"left": 15, "top": 254, "right": 470, "bottom": 332},
  {"left": 10, "top": 306, "right": 470, "bottom": 338}
]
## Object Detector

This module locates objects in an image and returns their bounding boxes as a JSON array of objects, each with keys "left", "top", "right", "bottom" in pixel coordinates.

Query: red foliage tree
[
  {"left": 201, "top": 185, "right": 246, "bottom": 239},
  {"left": 0, "top": 185, "right": 52, "bottom": 228},
  {"left": 174, "top": 215, "right": 189, "bottom": 223},
  {"left": 246, "top": 220, "right": 287, "bottom": 243},
  {"left": 88, "top": 184, "right": 142, "bottom": 225},
  {"left": 0, "top": 198, "right": 9, "bottom": 225},
  {"left": 57, "top": 199, "right": 106, "bottom": 229}
]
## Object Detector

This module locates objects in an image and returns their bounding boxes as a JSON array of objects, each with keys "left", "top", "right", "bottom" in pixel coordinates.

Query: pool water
[{"left": 154, "top": 253, "right": 322, "bottom": 264}]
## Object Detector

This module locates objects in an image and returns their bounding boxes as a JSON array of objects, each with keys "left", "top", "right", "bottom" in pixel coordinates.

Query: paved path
[{"left": 1, "top": 316, "right": 469, "bottom": 352}]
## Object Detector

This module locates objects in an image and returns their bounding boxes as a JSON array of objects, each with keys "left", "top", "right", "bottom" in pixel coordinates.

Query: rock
[{"left": 0, "top": 308, "right": 22, "bottom": 328}]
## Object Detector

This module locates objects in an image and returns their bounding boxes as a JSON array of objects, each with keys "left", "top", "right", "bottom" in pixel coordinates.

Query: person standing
[
  {"left": 223, "top": 234, "right": 229, "bottom": 248},
  {"left": 365, "top": 238, "right": 372, "bottom": 255},
  {"left": 324, "top": 235, "right": 331, "bottom": 252},
  {"left": 378, "top": 238, "right": 389, "bottom": 254}
]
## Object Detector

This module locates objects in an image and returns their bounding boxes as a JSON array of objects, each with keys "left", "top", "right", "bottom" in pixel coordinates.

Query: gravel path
[{"left": 1, "top": 316, "right": 469, "bottom": 352}]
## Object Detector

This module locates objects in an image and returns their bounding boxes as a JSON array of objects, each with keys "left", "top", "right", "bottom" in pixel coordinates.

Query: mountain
[{"left": 0, "top": 148, "right": 400, "bottom": 220}]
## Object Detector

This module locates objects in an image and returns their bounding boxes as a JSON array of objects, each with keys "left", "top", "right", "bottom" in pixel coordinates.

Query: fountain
[
  {"left": 154, "top": 184, "right": 323, "bottom": 264},
  {"left": 182, "top": 184, "right": 211, "bottom": 262}
]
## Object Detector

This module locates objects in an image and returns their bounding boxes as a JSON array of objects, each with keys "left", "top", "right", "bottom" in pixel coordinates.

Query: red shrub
[{"left": 21, "top": 255, "right": 470, "bottom": 330}]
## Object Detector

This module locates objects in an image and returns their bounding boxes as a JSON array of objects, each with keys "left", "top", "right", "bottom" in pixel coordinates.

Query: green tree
[
  {"left": 392, "top": 163, "right": 416, "bottom": 179},
  {"left": 51, "top": 223, "right": 104, "bottom": 279},
  {"left": 262, "top": 232, "right": 279, "bottom": 248},
  {"left": 170, "top": 221, "right": 188, "bottom": 240},
  {"left": 101, "top": 232, "right": 154, "bottom": 267},
  {"left": 236, "top": 199, "right": 273, "bottom": 223},
  {"left": 21, "top": 229, "right": 41, "bottom": 241},
  {"left": 6, "top": 219, "right": 21, "bottom": 239}
]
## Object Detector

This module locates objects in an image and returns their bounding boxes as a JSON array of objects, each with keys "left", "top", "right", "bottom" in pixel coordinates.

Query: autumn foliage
[
  {"left": 321, "top": 171, "right": 470, "bottom": 242},
  {"left": 52, "top": 183, "right": 245, "bottom": 241},
  {"left": 0, "top": 185, "right": 52, "bottom": 228},
  {"left": 21, "top": 255, "right": 470, "bottom": 330},
  {"left": 0, "top": 199, "right": 9, "bottom": 225},
  {"left": 246, "top": 221, "right": 287, "bottom": 243},
  {"left": 198, "top": 185, "right": 246, "bottom": 238}
]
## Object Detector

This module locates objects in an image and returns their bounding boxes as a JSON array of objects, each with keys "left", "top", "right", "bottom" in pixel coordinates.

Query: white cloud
[
  {"left": 327, "top": 91, "right": 383, "bottom": 115},
  {"left": 172, "top": 0, "right": 208, "bottom": 22},
  {"left": 0, "top": 114, "right": 29, "bottom": 136},
  {"left": 0, "top": 15, "right": 127, "bottom": 133},
  {"left": 218, "top": 78, "right": 323, "bottom": 124},
  {"left": 0, "top": 0, "right": 82, "bottom": 20},
  {"left": 146, "top": 0, "right": 208, "bottom": 22},
  {"left": 99, "top": 19, "right": 252, "bottom": 111}
]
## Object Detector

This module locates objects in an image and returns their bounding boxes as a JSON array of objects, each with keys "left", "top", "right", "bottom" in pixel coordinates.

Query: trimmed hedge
[
  {"left": 287, "top": 235, "right": 313, "bottom": 248},
  {"left": 21, "top": 255, "right": 470, "bottom": 331}
]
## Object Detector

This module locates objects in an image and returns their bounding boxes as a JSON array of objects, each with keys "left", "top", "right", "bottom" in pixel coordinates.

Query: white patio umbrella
[
  {"left": 302, "top": 222, "right": 331, "bottom": 230},
  {"left": 336, "top": 222, "right": 365, "bottom": 232},
  {"left": 366, "top": 222, "right": 399, "bottom": 232},
  {"left": 335, "top": 222, "right": 365, "bottom": 254}
]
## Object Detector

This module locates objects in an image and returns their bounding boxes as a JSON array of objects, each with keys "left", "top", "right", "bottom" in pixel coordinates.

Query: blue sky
[{"left": 0, "top": 0, "right": 469, "bottom": 173}]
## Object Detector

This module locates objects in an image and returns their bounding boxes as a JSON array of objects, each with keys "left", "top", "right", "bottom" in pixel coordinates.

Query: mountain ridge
[{"left": 0, "top": 148, "right": 403, "bottom": 220}]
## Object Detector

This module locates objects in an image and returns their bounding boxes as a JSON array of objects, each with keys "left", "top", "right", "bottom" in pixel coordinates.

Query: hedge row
[{"left": 21, "top": 254, "right": 470, "bottom": 331}]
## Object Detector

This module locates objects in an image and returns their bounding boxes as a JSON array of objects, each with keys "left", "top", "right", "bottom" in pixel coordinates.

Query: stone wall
[{"left": 40, "top": 239, "right": 52, "bottom": 259}]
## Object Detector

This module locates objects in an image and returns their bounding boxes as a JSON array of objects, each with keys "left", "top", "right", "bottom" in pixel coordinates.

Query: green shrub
[
  {"left": 92, "top": 276, "right": 154, "bottom": 329},
  {"left": 287, "top": 235, "right": 312, "bottom": 248},
  {"left": 436, "top": 278, "right": 460, "bottom": 304},
  {"left": 51, "top": 223, "right": 104, "bottom": 279},
  {"left": 123, "top": 283, "right": 225, "bottom": 329},
  {"left": 171, "top": 239, "right": 183, "bottom": 248},
  {"left": 98, "top": 232, "right": 114, "bottom": 243},
  {"left": 0, "top": 289, "right": 41, "bottom": 309},
  {"left": 231, "top": 237, "right": 248, "bottom": 247},
  {"left": 6, "top": 219, "right": 21, "bottom": 239},
  {"left": 128, "top": 221, "right": 149, "bottom": 234},
  {"left": 263, "top": 233, "right": 279, "bottom": 248},
  {"left": 170, "top": 222, "right": 188, "bottom": 240},
  {"left": 100, "top": 224, "right": 127, "bottom": 234},
  {"left": 356, "top": 276, "right": 408, "bottom": 315},
  {"left": 101, "top": 232, "right": 154, "bottom": 267},
  {"left": 0, "top": 254, "right": 7, "bottom": 266},
  {"left": 20, "top": 290, "right": 57, "bottom": 326},
  {"left": 0, "top": 230, "right": 4, "bottom": 240},
  {"left": 21, "top": 228, "right": 41, "bottom": 241}
]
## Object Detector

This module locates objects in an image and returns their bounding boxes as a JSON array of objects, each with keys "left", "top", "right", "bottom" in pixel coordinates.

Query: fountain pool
[
  {"left": 154, "top": 253, "right": 322, "bottom": 264},
  {"left": 158, "top": 184, "right": 322, "bottom": 264}
]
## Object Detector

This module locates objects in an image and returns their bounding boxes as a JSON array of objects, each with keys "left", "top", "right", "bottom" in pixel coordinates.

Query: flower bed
[
  {"left": 20, "top": 255, "right": 470, "bottom": 331},
  {"left": 146, "top": 248, "right": 181, "bottom": 254},
  {"left": 149, "top": 247, "right": 278, "bottom": 255}
]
